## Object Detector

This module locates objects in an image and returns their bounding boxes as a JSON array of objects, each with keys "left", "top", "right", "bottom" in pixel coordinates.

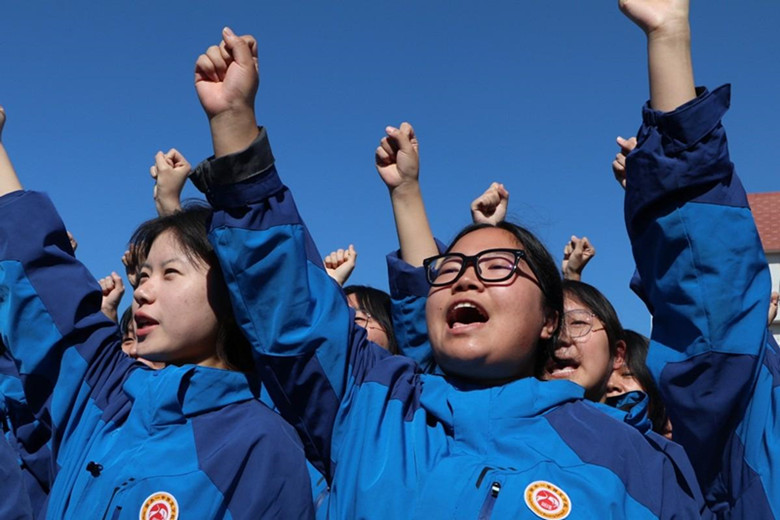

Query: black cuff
[{"left": 190, "top": 126, "right": 275, "bottom": 194}]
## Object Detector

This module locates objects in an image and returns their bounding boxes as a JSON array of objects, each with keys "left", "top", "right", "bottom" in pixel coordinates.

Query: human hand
[
  {"left": 150, "top": 148, "right": 190, "bottom": 217},
  {"left": 99, "top": 272, "right": 125, "bottom": 322},
  {"left": 471, "top": 182, "right": 509, "bottom": 225},
  {"left": 195, "top": 27, "right": 258, "bottom": 120},
  {"left": 562, "top": 235, "right": 596, "bottom": 281},
  {"left": 122, "top": 248, "right": 138, "bottom": 289},
  {"left": 618, "top": 0, "right": 690, "bottom": 37},
  {"left": 375, "top": 123, "right": 419, "bottom": 192},
  {"left": 612, "top": 136, "right": 637, "bottom": 189},
  {"left": 769, "top": 291, "right": 779, "bottom": 326},
  {"left": 324, "top": 245, "right": 357, "bottom": 286}
]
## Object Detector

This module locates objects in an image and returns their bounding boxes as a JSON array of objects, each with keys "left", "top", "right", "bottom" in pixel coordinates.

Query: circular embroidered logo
[
  {"left": 524, "top": 481, "right": 571, "bottom": 519},
  {"left": 139, "top": 491, "right": 179, "bottom": 520}
]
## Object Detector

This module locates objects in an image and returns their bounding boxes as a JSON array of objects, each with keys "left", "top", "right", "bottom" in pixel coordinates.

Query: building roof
[{"left": 749, "top": 192, "right": 780, "bottom": 253}]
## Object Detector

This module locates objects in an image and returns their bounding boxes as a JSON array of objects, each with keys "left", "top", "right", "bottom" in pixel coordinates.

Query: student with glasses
[
  {"left": 544, "top": 281, "right": 628, "bottom": 404},
  {"left": 191, "top": 22, "right": 705, "bottom": 517}
]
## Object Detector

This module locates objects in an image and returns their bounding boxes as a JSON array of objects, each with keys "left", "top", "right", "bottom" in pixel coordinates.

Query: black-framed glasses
[
  {"left": 423, "top": 248, "right": 528, "bottom": 287},
  {"left": 562, "top": 309, "right": 605, "bottom": 339}
]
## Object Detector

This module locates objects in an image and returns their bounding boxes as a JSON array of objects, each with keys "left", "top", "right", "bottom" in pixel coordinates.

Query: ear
[
  {"left": 539, "top": 310, "right": 559, "bottom": 340},
  {"left": 612, "top": 340, "right": 627, "bottom": 371}
]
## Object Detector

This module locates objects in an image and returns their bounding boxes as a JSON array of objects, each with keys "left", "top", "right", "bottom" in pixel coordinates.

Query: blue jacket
[
  {"left": 1, "top": 409, "right": 34, "bottom": 519},
  {"left": 194, "top": 130, "right": 705, "bottom": 519},
  {"left": 625, "top": 85, "right": 780, "bottom": 517},
  {"left": 1, "top": 349, "right": 51, "bottom": 517},
  {"left": 0, "top": 190, "right": 314, "bottom": 519}
]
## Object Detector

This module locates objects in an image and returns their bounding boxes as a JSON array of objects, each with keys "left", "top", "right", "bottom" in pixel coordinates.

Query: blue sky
[{"left": 1, "top": 1, "right": 778, "bottom": 334}]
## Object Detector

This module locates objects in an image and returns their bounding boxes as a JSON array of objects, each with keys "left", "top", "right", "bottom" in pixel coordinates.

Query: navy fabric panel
[
  {"left": 660, "top": 352, "right": 755, "bottom": 488},
  {"left": 204, "top": 165, "right": 284, "bottom": 209},
  {"left": 191, "top": 399, "right": 314, "bottom": 519},
  {"left": 0, "top": 192, "right": 100, "bottom": 342},
  {"left": 0, "top": 432, "right": 33, "bottom": 519},
  {"left": 258, "top": 352, "right": 342, "bottom": 480},
  {"left": 764, "top": 335, "right": 780, "bottom": 388},
  {"left": 703, "top": 427, "right": 774, "bottom": 518},
  {"left": 641, "top": 86, "right": 730, "bottom": 152},
  {"left": 546, "top": 402, "right": 699, "bottom": 518},
  {"left": 625, "top": 85, "right": 739, "bottom": 239},
  {"left": 210, "top": 179, "right": 304, "bottom": 233}
]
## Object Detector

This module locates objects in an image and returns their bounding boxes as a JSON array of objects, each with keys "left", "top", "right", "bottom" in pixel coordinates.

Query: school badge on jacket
[
  {"left": 139, "top": 492, "right": 179, "bottom": 520},
  {"left": 524, "top": 481, "right": 571, "bottom": 519}
]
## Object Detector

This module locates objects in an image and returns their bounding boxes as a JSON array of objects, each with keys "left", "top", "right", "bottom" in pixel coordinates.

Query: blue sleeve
[
  {"left": 0, "top": 191, "right": 135, "bottom": 466},
  {"left": 626, "top": 85, "right": 777, "bottom": 509},
  {"left": 195, "top": 130, "right": 405, "bottom": 480},
  {"left": 0, "top": 350, "right": 52, "bottom": 513},
  {"left": 385, "top": 244, "right": 443, "bottom": 373},
  {"left": 0, "top": 430, "right": 33, "bottom": 520}
]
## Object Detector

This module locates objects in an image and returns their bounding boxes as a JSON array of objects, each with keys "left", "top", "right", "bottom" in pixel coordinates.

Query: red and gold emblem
[
  {"left": 139, "top": 491, "right": 179, "bottom": 520},
  {"left": 524, "top": 481, "right": 571, "bottom": 519}
]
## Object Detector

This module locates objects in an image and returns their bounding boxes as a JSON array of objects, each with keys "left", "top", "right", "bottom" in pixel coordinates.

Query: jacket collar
[
  {"left": 420, "top": 375, "right": 584, "bottom": 447},
  {"left": 125, "top": 365, "right": 260, "bottom": 425}
]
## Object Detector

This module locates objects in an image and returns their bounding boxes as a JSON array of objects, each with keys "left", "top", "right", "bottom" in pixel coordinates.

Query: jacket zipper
[{"left": 477, "top": 481, "right": 501, "bottom": 520}]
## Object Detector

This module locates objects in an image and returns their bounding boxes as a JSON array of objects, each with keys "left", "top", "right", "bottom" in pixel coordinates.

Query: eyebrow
[{"left": 139, "top": 257, "right": 186, "bottom": 270}]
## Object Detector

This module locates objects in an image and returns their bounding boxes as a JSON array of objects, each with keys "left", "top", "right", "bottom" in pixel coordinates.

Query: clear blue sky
[{"left": 1, "top": 2, "right": 778, "bottom": 335}]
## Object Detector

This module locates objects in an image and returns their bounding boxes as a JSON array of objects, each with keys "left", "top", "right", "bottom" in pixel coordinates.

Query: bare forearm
[
  {"left": 647, "top": 23, "right": 696, "bottom": 112},
  {"left": 209, "top": 109, "right": 259, "bottom": 158},
  {"left": 390, "top": 182, "right": 438, "bottom": 267}
]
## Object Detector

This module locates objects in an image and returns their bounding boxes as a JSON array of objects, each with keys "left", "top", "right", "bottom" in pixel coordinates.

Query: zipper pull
[
  {"left": 86, "top": 461, "right": 103, "bottom": 477},
  {"left": 490, "top": 481, "right": 501, "bottom": 497}
]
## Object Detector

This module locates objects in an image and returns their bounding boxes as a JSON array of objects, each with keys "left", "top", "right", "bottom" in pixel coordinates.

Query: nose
[
  {"left": 452, "top": 261, "right": 483, "bottom": 292},
  {"left": 133, "top": 278, "right": 155, "bottom": 305}
]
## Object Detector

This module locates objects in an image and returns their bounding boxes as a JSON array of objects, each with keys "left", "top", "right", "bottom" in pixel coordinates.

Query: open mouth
[
  {"left": 134, "top": 314, "right": 159, "bottom": 336},
  {"left": 545, "top": 357, "right": 579, "bottom": 379},
  {"left": 446, "top": 301, "right": 488, "bottom": 329}
]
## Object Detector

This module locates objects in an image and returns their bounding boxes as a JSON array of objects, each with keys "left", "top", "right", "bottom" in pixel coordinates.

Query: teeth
[{"left": 454, "top": 302, "right": 477, "bottom": 311}]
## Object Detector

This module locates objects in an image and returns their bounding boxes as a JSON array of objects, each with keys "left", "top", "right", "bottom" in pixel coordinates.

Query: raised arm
[
  {"left": 375, "top": 123, "right": 438, "bottom": 267},
  {"left": 150, "top": 148, "right": 191, "bottom": 216},
  {"left": 191, "top": 29, "right": 404, "bottom": 481},
  {"left": 619, "top": 0, "right": 696, "bottom": 112},
  {"left": 620, "top": 1, "right": 777, "bottom": 514}
]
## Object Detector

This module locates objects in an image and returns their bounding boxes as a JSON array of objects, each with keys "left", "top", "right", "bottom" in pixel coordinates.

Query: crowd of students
[{"left": 1, "top": 0, "right": 779, "bottom": 518}]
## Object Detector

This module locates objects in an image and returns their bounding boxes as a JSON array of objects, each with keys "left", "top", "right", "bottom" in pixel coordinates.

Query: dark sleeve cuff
[
  {"left": 625, "top": 84, "right": 736, "bottom": 237},
  {"left": 190, "top": 127, "right": 283, "bottom": 208},
  {"left": 639, "top": 85, "right": 730, "bottom": 153}
]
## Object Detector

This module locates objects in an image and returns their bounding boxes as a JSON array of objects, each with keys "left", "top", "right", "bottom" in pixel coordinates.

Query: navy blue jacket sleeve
[
  {"left": 195, "top": 131, "right": 403, "bottom": 480},
  {"left": 0, "top": 191, "right": 135, "bottom": 471},
  {"left": 626, "top": 85, "right": 779, "bottom": 515},
  {"left": 0, "top": 430, "right": 33, "bottom": 520},
  {"left": 385, "top": 243, "right": 444, "bottom": 373}
]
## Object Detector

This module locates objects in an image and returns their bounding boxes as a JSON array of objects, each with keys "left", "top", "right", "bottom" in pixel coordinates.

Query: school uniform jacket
[
  {"left": 1, "top": 349, "right": 51, "bottom": 517},
  {"left": 192, "top": 128, "right": 705, "bottom": 519},
  {"left": 0, "top": 190, "right": 314, "bottom": 519},
  {"left": 626, "top": 85, "right": 780, "bottom": 518},
  {"left": 1, "top": 411, "right": 34, "bottom": 519}
]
